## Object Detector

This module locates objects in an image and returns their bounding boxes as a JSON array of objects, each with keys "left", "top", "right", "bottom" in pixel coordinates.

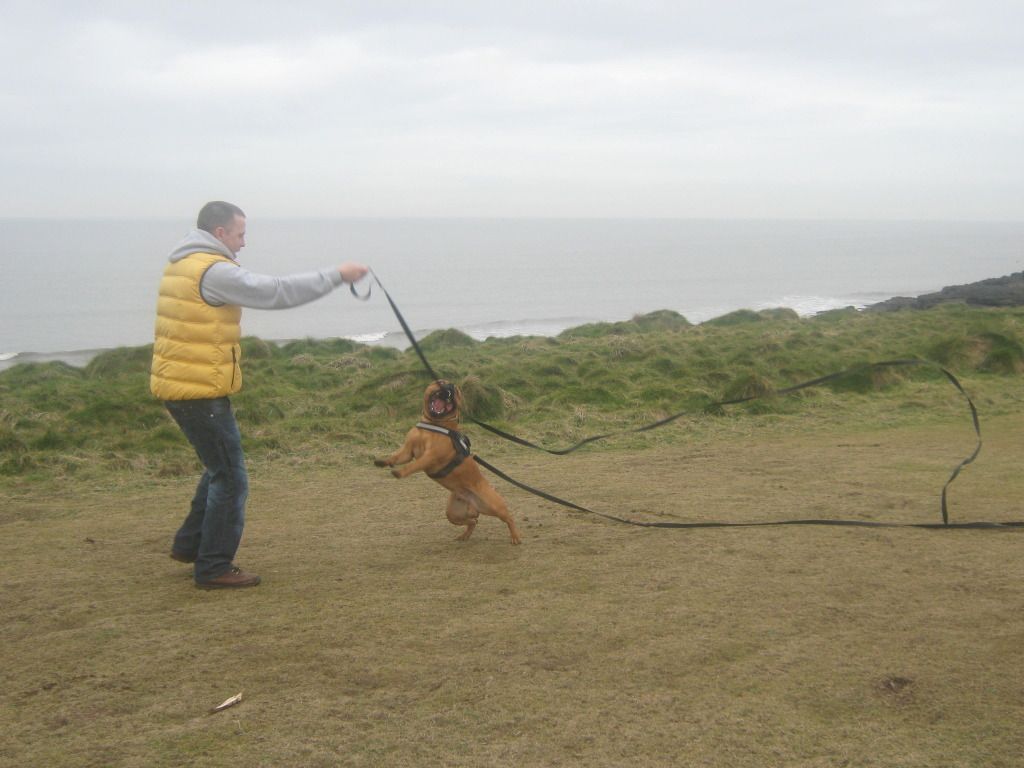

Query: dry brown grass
[{"left": 2, "top": 412, "right": 1023, "bottom": 767}]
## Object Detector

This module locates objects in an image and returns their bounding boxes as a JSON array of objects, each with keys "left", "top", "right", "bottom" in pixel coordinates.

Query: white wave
[
  {"left": 345, "top": 331, "right": 390, "bottom": 344},
  {"left": 754, "top": 295, "right": 872, "bottom": 317},
  {"left": 462, "top": 317, "right": 597, "bottom": 340},
  {"left": 0, "top": 352, "right": 19, "bottom": 362}
]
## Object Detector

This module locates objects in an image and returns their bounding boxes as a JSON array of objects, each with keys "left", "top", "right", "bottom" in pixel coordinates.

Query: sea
[{"left": 1, "top": 218, "right": 1022, "bottom": 372}]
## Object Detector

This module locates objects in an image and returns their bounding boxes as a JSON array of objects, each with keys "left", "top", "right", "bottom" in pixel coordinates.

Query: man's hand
[{"left": 338, "top": 263, "right": 369, "bottom": 283}]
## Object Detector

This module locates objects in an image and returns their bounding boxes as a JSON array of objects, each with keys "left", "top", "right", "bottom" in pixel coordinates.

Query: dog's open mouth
[
  {"left": 429, "top": 395, "right": 454, "bottom": 417},
  {"left": 428, "top": 385, "right": 456, "bottom": 418}
]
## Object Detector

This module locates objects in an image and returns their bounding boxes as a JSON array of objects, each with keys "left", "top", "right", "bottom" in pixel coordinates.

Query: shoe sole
[{"left": 195, "top": 578, "right": 261, "bottom": 590}]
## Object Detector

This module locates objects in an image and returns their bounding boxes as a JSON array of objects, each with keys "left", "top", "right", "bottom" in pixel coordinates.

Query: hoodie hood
[{"left": 168, "top": 229, "right": 238, "bottom": 263}]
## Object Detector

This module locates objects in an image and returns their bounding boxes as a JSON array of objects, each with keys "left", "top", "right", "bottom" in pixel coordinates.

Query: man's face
[{"left": 214, "top": 215, "right": 246, "bottom": 256}]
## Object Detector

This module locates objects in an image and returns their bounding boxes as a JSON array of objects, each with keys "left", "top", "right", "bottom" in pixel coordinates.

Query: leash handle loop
[{"left": 349, "top": 280, "right": 372, "bottom": 301}]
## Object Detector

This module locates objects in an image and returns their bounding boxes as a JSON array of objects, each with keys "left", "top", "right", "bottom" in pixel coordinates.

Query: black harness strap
[{"left": 416, "top": 422, "right": 472, "bottom": 479}]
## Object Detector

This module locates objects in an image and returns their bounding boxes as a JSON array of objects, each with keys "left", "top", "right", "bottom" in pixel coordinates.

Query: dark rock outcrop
[{"left": 868, "top": 272, "right": 1024, "bottom": 311}]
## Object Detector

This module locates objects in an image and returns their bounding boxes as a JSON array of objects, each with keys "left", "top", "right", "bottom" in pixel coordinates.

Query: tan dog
[{"left": 374, "top": 380, "right": 522, "bottom": 544}]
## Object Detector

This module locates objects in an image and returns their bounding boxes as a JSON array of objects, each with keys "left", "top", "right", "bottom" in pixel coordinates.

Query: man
[{"left": 151, "top": 201, "right": 369, "bottom": 589}]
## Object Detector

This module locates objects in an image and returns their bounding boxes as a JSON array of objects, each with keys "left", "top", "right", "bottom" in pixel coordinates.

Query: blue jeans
[{"left": 164, "top": 397, "right": 249, "bottom": 583}]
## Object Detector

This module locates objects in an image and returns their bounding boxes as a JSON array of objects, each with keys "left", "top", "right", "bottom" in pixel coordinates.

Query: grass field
[{"left": 2, "top": 307, "right": 1023, "bottom": 766}]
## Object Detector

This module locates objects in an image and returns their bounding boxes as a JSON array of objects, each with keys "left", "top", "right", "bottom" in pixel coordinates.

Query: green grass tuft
[
  {"left": 458, "top": 375, "right": 506, "bottom": 420},
  {"left": 702, "top": 308, "right": 763, "bottom": 327},
  {"left": 84, "top": 345, "right": 153, "bottom": 377},
  {"left": 418, "top": 328, "right": 477, "bottom": 351},
  {"left": 559, "top": 309, "right": 691, "bottom": 338}
]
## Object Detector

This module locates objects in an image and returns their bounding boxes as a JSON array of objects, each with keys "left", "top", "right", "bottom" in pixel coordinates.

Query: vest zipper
[{"left": 231, "top": 346, "right": 237, "bottom": 389}]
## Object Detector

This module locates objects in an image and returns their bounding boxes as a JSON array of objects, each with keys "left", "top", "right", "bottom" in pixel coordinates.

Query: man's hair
[{"left": 197, "top": 201, "right": 245, "bottom": 233}]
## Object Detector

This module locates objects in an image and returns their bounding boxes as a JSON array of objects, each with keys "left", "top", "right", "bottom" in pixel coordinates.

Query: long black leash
[
  {"left": 472, "top": 455, "right": 1019, "bottom": 530},
  {"left": 468, "top": 358, "right": 982, "bottom": 526},
  {"left": 355, "top": 271, "right": 1014, "bottom": 530}
]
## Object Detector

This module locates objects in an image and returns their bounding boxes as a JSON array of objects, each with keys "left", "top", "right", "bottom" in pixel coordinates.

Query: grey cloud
[{"left": 0, "top": 1, "right": 1022, "bottom": 218}]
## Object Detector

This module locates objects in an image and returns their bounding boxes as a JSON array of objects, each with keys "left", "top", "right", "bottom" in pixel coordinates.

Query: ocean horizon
[{"left": 2, "top": 217, "right": 1022, "bottom": 372}]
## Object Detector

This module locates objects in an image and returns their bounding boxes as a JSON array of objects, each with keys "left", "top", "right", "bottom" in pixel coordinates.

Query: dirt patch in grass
[{"left": 2, "top": 413, "right": 1023, "bottom": 767}]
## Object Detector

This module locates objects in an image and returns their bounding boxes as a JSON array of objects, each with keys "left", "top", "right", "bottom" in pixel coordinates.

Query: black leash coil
[
  {"left": 470, "top": 358, "right": 982, "bottom": 526},
  {"left": 359, "top": 270, "right": 1013, "bottom": 530},
  {"left": 472, "top": 456, "right": 1019, "bottom": 530}
]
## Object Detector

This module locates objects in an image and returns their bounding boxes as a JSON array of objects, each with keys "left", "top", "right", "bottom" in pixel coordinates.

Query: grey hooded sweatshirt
[{"left": 167, "top": 229, "right": 344, "bottom": 309}]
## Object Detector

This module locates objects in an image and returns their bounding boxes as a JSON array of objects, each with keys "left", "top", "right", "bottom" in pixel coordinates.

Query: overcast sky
[{"left": 2, "top": 1, "right": 1021, "bottom": 220}]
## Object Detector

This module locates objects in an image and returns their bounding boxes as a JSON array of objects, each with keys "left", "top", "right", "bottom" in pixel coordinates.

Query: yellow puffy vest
[{"left": 150, "top": 252, "right": 243, "bottom": 400}]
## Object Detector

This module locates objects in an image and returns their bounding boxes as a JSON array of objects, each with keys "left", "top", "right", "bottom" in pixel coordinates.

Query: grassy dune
[{"left": 2, "top": 305, "right": 1023, "bottom": 766}]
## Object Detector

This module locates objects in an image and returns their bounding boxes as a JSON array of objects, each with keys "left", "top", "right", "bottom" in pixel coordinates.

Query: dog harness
[{"left": 416, "top": 421, "right": 472, "bottom": 479}]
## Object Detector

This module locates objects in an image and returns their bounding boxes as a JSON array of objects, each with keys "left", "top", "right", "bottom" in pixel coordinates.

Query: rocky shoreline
[{"left": 868, "top": 271, "right": 1024, "bottom": 311}]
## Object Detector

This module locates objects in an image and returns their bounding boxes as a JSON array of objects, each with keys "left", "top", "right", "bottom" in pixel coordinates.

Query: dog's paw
[
  {"left": 390, "top": 468, "right": 402, "bottom": 479},
  {"left": 373, "top": 458, "right": 389, "bottom": 467}
]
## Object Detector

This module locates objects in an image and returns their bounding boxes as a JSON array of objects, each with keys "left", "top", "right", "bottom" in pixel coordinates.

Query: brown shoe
[
  {"left": 196, "top": 566, "right": 261, "bottom": 590},
  {"left": 170, "top": 550, "right": 195, "bottom": 564}
]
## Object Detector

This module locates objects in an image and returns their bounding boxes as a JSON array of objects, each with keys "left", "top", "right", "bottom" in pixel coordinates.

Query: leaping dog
[{"left": 374, "top": 380, "right": 522, "bottom": 544}]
